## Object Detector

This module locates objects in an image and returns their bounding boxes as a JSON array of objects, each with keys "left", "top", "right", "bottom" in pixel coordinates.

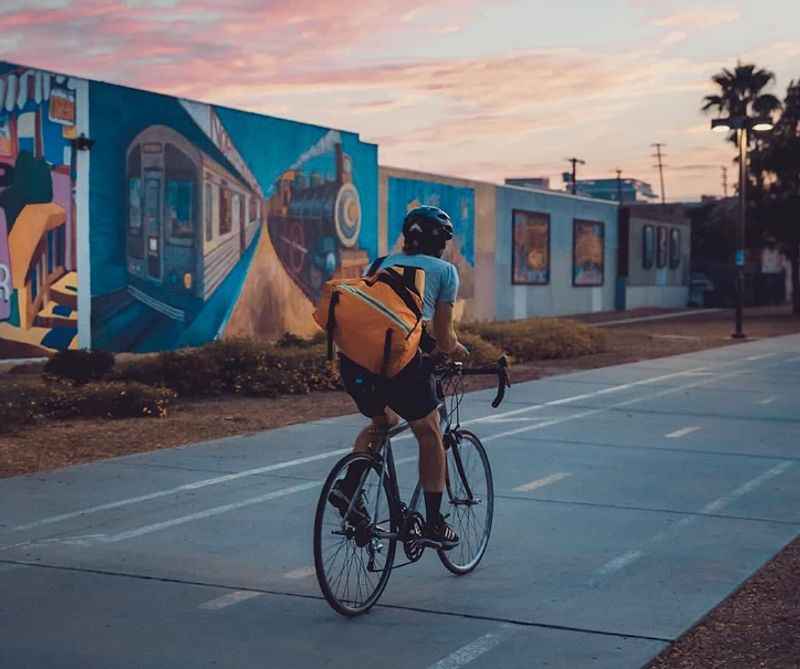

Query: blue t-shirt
[{"left": 374, "top": 253, "right": 460, "bottom": 320}]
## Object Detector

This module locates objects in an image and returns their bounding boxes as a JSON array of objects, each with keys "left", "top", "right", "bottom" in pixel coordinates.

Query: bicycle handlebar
[{"left": 434, "top": 355, "right": 511, "bottom": 408}]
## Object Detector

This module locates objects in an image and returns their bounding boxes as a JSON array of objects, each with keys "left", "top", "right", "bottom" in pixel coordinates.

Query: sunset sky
[{"left": 2, "top": 0, "right": 799, "bottom": 201}]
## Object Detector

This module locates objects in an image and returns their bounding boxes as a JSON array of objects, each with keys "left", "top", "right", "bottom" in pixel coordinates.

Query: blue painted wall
[{"left": 495, "top": 186, "right": 618, "bottom": 319}]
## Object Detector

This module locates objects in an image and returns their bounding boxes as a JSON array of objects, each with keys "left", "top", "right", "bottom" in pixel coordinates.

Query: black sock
[
  {"left": 424, "top": 492, "right": 443, "bottom": 524},
  {"left": 343, "top": 460, "right": 369, "bottom": 494}
]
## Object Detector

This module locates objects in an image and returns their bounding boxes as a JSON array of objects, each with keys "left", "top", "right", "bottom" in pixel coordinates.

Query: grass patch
[{"left": 462, "top": 317, "right": 607, "bottom": 362}]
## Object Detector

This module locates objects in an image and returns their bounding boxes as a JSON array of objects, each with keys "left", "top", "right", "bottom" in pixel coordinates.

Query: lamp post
[{"left": 710, "top": 115, "right": 773, "bottom": 338}]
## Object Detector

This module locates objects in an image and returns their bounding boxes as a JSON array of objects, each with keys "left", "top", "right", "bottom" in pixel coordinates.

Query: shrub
[
  {"left": 462, "top": 318, "right": 606, "bottom": 362},
  {"left": 457, "top": 331, "right": 505, "bottom": 366},
  {"left": 0, "top": 380, "right": 176, "bottom": 433},
  {"left": 43, "top": 349, "right": 115, "bottom": 385},
  {"left": 274, "top": 331, "right": 326, "bottom": 349}
]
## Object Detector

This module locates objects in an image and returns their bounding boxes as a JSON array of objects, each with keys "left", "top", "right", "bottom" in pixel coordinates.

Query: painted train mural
[
  {"left": 268, "top": 140, "right": 368, "bottom": 302},
  {"left": 0, "top": 64, "right": 81, "bottom": 358},
  {"left": 125, "top": 125, "right": 263, "bottom": 325}
]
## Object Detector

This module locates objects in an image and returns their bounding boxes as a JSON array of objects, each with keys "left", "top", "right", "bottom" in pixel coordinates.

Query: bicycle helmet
[{"left": 402, "top": 205, "right": 454, "bottom": 257}]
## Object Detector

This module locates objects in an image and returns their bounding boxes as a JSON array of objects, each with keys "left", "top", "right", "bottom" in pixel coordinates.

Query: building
[{"left": 563, "top": 176, "right": 658, "bottom": 204}]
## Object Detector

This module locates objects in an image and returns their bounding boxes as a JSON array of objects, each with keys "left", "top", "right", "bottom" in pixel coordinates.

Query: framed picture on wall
[
  {"left": 573, "top": 219, "right": 604, "bottom": 286},
  {"left": 657, "top": 226, "right": 668, "bottom": 268},
  {"left": 512, "top": 209, "right": 550, "bottom": 285},
  {"left": 669, "top": 228, "right": 681, "bottom": 269}
]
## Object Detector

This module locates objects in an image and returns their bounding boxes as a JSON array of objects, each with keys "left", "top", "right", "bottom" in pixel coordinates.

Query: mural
[
  {"left": 386, "top": 177, "right": 475, "bottom": 299},
  {"left": 88, "top": 80, "right": 377, "bottom": 351},
  {"left": 0, "top": 65, "right": 80, "bottom": 359},
  {"left": 512, "top": 209, "right": 550, "bottom": 285},
  {"left": 573, "top": 219, "right": 604, "bottom": 287}
]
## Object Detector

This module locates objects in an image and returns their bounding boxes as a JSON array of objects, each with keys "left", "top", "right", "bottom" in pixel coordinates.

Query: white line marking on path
[
  {"left": 595, "top": 550, "right": 644, "bottom": 577},
  {"left": 199, "top": 591, "right": 263, "bottom": 610},
  {"left": 284, "top": 567, "right": 315, "bottom": 580},
  {"left": 513, "top": 473, "right": 572, "bottom": 493},
  {"left": 9, "top": 450, "right": 349, "bottom": 533},
  {"left": 97, "top": 481, "right": 320, "bottom": 544},
  {"left": 666, "top": 426, "right": 702, "bottom": 439},
  {"left": 11, "top": 367, "right": 714, "bottom": 533},
  {"left": 786, "top": 355, "right": 800, "bottom": 363},
  {"left": 758, "top": 397, "right": 777, "bottom": 405},
  {"left": 427, "top": 625, "right": 519, "bottom": 669},
  {"left": 746, "top": 353, "right": 777, "bottom": 362},
  {"left": 593, "top": 460, "right": 794, "bottom": 579},
  {"left": 3, "top": 370, "right": 744, "bottom": 550}
]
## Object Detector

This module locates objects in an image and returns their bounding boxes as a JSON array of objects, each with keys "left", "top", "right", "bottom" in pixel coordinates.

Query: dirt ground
[{"left": 1, "top": 305, "right": 798, "bottom": 668}]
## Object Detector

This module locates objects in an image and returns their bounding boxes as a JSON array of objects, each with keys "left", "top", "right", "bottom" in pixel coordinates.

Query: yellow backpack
[{"left": 314, "top": 260, "right": 425, "bottom": 378}]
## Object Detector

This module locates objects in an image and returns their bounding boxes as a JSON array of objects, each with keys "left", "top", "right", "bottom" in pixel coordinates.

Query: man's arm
[{"left": 432, "top": 302, "right": 468, "bottom": 357}]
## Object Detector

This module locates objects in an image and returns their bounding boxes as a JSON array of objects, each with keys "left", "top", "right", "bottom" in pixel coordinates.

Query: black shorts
[{"left": 339, "top": 353, "right": 439, "bottom": 422}]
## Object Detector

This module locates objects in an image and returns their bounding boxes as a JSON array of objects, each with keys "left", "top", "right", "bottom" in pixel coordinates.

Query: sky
[{"left": 1, "top": 0, "right": 799, "bottom": 201}]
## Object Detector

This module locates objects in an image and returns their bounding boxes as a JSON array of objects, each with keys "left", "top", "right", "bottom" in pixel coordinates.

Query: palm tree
[{"left": 702, "top": 63, "right": 782, "bottom": 121}]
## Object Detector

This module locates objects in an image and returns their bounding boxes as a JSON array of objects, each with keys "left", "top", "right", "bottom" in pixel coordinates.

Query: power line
[
  {"left": 651, "top": 143, "right": 667, "bottom": 205},
  {"left": 565, "top": 157, "right": 586, "bottom": 195}
]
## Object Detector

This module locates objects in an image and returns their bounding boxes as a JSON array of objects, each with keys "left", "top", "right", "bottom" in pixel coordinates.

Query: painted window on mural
[
  {"left": 17, "top": 112, "right": 36, "bottom": 155},
  {"left": 0, "top": 116, "right": 12, "bottom": 156},
  {"left": 143, "top": 171, "right": 161, "bottom": 233},
  {"left": 220, "top": 188, "right": 233, "bottom": 235},
  {"left": 573, "top": 220, "right": 604, "bottom": 286},
  {"left": 669, "top": 228, "right": 681, "bottom": 269},
  {"left": 657, "top": 226, "right": 668, "bottom": 268},
  {"left": 642, "top": 224, "right": 655, "bottom": 269},
  {"left": 512, "top": 209, "right": 550, "bottom": 285},
  {"left": 47, "top": 230, "right": 55, "bottom": 274},
  {"left": 204, "top": 182, "right": 213, "bottom": 242},
  {"left": 30, "top": 264, "right": 38, "bottom": 301},
  {"left": 166, "top": 180, "right": 193, "bottom": 243},
  {"left": 128, "top": 178, "right": 143, "bottom": 234},
  {"left": 56, "top": 225, "right": 65, "bottom": 267}
]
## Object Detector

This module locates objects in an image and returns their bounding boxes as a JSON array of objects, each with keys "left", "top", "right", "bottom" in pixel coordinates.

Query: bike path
[{"left": 1, "top": 335, "right": 799, "bottom": 668}]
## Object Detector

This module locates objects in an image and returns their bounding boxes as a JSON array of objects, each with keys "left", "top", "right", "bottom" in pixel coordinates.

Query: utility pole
[
  {"left": 651, "top": 143, "right": 667, "bottom": 204},
  {"left": 721, "top": 166, "right": 729, "bottom": 198},
  {"left": 615, "top": 168, "right": 623, "bottom": 203},
  {"left": 565, "top": 157, "right": 586, "bottom": 195}
]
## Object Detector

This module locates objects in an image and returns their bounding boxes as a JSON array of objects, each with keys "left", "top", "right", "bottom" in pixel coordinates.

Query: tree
[
  {"left": 702, "top": 63, "right": 782, "bottom": 125},
  {"left": 751, "top": 80, "right": 800, "bottom": 314}
]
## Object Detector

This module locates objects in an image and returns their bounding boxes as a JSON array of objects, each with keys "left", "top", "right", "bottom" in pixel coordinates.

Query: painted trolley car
[
  {"left": 267, "top": 143, "right": 367, "bottom": 301},
  {"left": 126, "top": 125, "right": 261, "bottom": 323}
]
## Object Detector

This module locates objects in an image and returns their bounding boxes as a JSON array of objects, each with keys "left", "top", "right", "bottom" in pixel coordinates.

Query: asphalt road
[{"left": 2, "top": 335, "right": 800, "bottom": 669}]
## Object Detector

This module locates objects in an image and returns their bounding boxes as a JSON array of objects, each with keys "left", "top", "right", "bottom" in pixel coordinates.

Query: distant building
[
  {"left": 562, "top": 175, "right": 658, "bottom": 203},
  {"left": 505, "top": 177, "right": 551, "bottom": 190}
]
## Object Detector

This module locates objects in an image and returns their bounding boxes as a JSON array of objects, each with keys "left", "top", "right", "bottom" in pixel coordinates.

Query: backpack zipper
[{"left": 337, "top": 284, "right": 414, "bottom": 337}]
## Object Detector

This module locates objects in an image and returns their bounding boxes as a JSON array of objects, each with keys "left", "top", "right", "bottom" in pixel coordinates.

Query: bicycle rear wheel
[
  {"left": 313, "top": 452, "right": 398, "bottom": 616},
  {"left": 438, "top": 429, "right": 494, "bottom": 575}
]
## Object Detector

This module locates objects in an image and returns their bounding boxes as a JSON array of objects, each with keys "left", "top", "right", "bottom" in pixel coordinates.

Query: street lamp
[{"left": 710, "top": 115, "right": 773, "bottom": 338}]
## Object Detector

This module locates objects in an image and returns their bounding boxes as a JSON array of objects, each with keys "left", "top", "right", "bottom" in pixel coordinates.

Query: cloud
[
  {"left": 661, "top": 31, "right": 687, "bottom": 47},
  {"left": 652, "top": 8, "right": 740, "bottom": 30}
]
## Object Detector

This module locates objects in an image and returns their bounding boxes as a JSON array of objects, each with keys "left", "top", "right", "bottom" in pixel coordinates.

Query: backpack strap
[
  {"left": 366, "top": 256, "right": 387, "bottom": 276},
  {"left": 326, "top": 291, "right": 340, "bottom": 360},
  {"left": 381, "top": 329, "right": 393, "bottom": 377},
  {"left": 376, "top": 268, "right": 423, "bottom": 321}
]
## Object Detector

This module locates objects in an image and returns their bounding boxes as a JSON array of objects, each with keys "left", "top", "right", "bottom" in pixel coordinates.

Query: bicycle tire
[
  {"left": 438, "top": 429, "right": 494, "bottom": 575},
  {"left": 313, "top": 452, "right": 399, "bottom": 616}
]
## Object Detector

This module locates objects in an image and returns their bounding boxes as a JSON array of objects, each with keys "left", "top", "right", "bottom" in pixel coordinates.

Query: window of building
[
  {"left": 669, "top": 228, "right": 681, "bottom": 269},
  {"left": 642, "top": 225, "right": 655, "bottom": 269},
  {"left": 657, "top": 226, "right": 668, "bottom": 268}
]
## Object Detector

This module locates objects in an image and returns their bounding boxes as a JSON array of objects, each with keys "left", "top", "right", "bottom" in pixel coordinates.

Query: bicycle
[{"left": 313, "top": 356, "right": 511, "bottom": 616}]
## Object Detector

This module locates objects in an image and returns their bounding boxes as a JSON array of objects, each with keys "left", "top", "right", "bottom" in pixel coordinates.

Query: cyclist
[{"left": 330, "top": 205, "right": 469, "bottom": 550}]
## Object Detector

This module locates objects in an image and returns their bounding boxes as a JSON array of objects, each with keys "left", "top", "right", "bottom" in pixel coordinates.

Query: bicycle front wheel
[
  {"left": 438, "top": 429, "right": 494, "bottom": 575},
  {"left": 313, "top": 452, "right": 398, "bottom": 616}
]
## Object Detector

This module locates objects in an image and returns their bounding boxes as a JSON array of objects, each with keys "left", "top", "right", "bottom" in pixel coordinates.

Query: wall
[
  {"left": 379, "top": 166, "right": 496, "bottom": 321},
  {"left": 0, "top": 63, "right": 87, "bottom": 359},
  {"left": 621, "top": 204, "right": 691, "bottom": 310},
  {"left": 87, "top": 79, "right": 378, "bottom": 352},
  {"left": 495, "top": 185, "right": 619, "bottom": 319}
]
